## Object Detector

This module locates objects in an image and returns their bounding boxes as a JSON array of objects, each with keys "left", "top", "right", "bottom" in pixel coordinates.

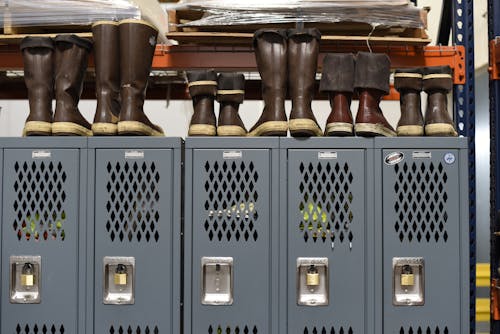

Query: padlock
[
  {"left": 306, "top": 265, "right": 320, "bottom": 286},
  {"left": 114, "top": 273, "right": 127, "bottom": 286},
  {"left": 21, "top": 274, "right": 34, "bottom": 287},
  {"left": 401, "top": 274, "right": 415, "bottom": 286}
]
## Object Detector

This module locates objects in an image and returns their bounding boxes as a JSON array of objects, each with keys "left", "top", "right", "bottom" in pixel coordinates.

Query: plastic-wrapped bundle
[{"left": 173, "top": 0, "right": 424, "bottom": 29}]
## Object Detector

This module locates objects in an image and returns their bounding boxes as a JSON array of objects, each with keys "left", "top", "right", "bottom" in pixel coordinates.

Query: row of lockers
[{"left": 0, "top": 137, "right": 468, "bottom": 334}]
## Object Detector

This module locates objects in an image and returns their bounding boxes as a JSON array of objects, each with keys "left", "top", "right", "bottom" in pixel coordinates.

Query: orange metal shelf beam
[{"left": 489, "top": 38, "right": 500, "bottom": 80}]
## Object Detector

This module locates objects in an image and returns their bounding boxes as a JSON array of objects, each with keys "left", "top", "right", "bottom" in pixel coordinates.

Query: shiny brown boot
[
  {"left": 248, "top": 29, "right": 288, "bottom": 137},
  {"left": 92, "top": 21, "right": 120, "bottom": 136},
  {"left": 423, "top": 66, "right": 458, "bottom": 137},
  {"left": 319, "top": 53, "right": 354, "bottom": 136},
  {"left": 117, "top": 19, "right": 164, "bottom": 136},
  {"left": 187, "top": 70, "right": 217, "bottom": 136},
  {"left": 354, "top": 52, "right": 396, "bottom": 137},
  {"left": 217, "top": 73, "right": 247, "bottom": 136},
  {"left": 395, "top": 68, "right": 424, "bottom": 136},
  {"left": 288, "top": 28, "right": 322, "bottom": 137},
  {"left": 20, "top": 37, "right": 55, "bottom": 136},
  {"left": 52, "top": 35, "right": 93, "bottom": 136}
]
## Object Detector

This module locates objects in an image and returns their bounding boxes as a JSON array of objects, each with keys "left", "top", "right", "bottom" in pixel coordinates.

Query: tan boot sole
[
  {"left": 325, "top": 122, "right": 354, "bottom": 136},
  {"left": 355, "top": 123, "right": 396, "bottom": 137},
  {"left": 23, "top": 121, "right": 52, "bottom": 136},
  {"left": 289, "top": 119, "right": 323, "bottom": 137},
  {"left": 397, "top": 125, "right": 424, "bottom": 136},
  {"left": 425, "top": 123, "right": 458, "bottom": 137},
  {"left": 92, "top": 122, "right": 118, "bottom": 136},
  {"left": 52, "top": 122, "right": 93, "bottom": 136},
  {"left": 188, "top": 124, "right": 216, "bottom": 136},
  {"left": 247, "top": 121, "right": 288, "bottom": 137},
  {"left": 118, "top": 121, "right": 164, "bottom": 136},
  {"left": 217, "top": 125, "right": 247, "bottom": 137}
]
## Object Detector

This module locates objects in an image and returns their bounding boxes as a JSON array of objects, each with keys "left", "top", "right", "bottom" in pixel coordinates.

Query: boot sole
[
  {"left": 92, "top": 123, "right": 118, "bottom": 136},
  {"left": 247, "top": 121, "right": 288, "bottom": 137},
  {"left": 217, "top": 125, "right": 247, "bottom": 137},
  {"left": 425, "top": 123, "right": 458, "bottom": 137},
  {"left": 289, "top": 119, "right": 323, "bottom": 137},
  {"left": 355, "top": 123, "right": 396, "bottom": 137},
  {"left": 23, "top": 121, "right": 52, "bottom": 136},
  {"left": 397, "top": 125, "right": 424, "bottom": 136},
  {"left": 188, "top": 124, "right": 216, "bottom": 136},
  {"left": 118, "top": 121, "right": 164, "bottom": 136},
  {"left": 52, "top": 122, "right": 93, "bottom": 136},
  {"left": 325, "top": 122, "right": 354, "bottom": 136}
]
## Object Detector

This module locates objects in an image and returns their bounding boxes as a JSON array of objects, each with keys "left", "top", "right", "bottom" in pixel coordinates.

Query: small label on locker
[
  {"left": 223, "top": 151, "right": 243, "bottom": 159},
  {"left": 412, "top": 151, "right": 432, "bottom": 159},
  {"left": 318, "top": 151, "right": 337, "bottom": 160},
  {"left": 125, "top": 150, "right": 145, "bottom": 159},
  {"left": 32, "top": 150, "right": 51, "bottom": 159}
]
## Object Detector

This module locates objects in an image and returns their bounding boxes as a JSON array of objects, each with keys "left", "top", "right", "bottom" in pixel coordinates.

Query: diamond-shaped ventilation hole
[
  {"left": 106, "top": 162, "right": 160, "bottom": 243},
  {"left": 394, "top": 162, "right": 449, "bottom": 243},
  {"left": 303, "top": 326, "right": 354, "bottom": 334},
  {"left": 109, "top": 326, "right": 159, "bottom": 334},
  {"left": 16, "top": 324, "right": 65, "bottom": 334},
  {"left": 399, "top": 326, "right": 449, "bottom": 334},
  {"left": 208, "top": 325, "right": 258, "bottom": 334},
  {"left": 204, "top": 161, "right": 260, "bottom": 242},
  {"left": 298, "top": 162, "right": 354, "bottom": 248},
  {"left": 13, "top": 161, "right": 67, "bottom": 242}
]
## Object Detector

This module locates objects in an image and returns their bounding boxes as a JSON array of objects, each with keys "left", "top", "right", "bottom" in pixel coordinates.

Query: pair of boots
[
  {"left": 21, "top": 19, "right": 163, "bottom": 137},
  {"left": 187, "top": 70, "right": 247, "bottom": 137},
  {"left": 21, "top": 35, "right": 93, "bottom": 136},
  {"left": 249, "top": 28, "right": 323, "bottom": 137},
  {"left": 319, "top": 52, "right": 396, "bottom": 137},
  {"left": 395, "top": 66, "right": 457, "bottom": 137}
]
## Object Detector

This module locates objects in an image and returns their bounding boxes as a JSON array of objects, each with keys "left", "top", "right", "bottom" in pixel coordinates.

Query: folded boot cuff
[
  {"left": 20, "top": 36, "right": 55, "bottom": 51},
  {"left": 253, "top": 29, "right": 288, "bottom": 47},
  {"left": 394, "top": 69, "right": 422, "bottom": 91},
  {"left": 187, "top": 70, "right": 217, "bottom": 83},
  {"left": 319, "top": 53, "right": 355, "bottom": 92},
  {"left": 189, "top": 84, "right": 217, "bottom": 97},
  {"left": 354, "top": 52, "right": 391, "bottom": 94},
  {"left": 217, "top": 92, "right": 244, "bottom": 104},
  {"left": 287, "top": 28, "right": 321, "bottom": 41},
  {"left": 54, "top": 34, "right": 93, "bottom": 50},
  {"left": 217, "top": 73, "right": 245, "bottom": 91},
  {"left": 423, "top": 65, "right": 453, "bottom": 76}
]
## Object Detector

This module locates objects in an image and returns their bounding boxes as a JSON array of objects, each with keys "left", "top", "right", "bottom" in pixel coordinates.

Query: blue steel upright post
[{"left": 453, "top": 0, "right": 475, "bottom": 332}]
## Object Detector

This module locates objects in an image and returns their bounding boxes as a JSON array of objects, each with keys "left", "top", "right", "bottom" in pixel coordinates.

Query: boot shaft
[{"left": 354, "top": 52, "right": 391, "bottom": 94}]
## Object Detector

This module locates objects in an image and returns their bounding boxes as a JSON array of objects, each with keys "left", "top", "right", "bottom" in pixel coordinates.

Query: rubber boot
[
  {"left": 395, "top": 68, "right": 424, "bottom": 136},
  {"left": 319, "top": 53, "right": 355, "bottom": 136},
  {"left": 248, "top": 29, "right": 288, "bottom": 137},
  {"left": 187, "top": 70, "right": 217, "bottom": 136},
  {"left": 288, "top": 28, "right": 322, "bottom": 137},
  {"left": 92, "top": 21, "right": 120, "bottom": 135},
  {"left": 354, "top": 52, "right": 396, "bottom": 137},
  {"left": 20, "top": 37, "right": 55, "bottom": 136},
  {"left": 423, "top": 66, "right": 458, "bottom": 137},
  {"left": 52, "top": 35, "right": 93, "bottom": 136},
  {"left": 117, "top": 19, "right": 164, "bottom": 136},
  {"left": 217, "top": 73, "right": 247, "bottom": 136}
]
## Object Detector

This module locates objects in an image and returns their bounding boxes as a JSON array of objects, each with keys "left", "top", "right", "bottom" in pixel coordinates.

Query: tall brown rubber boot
[
  {"left": 20, "top": 37, "right": 55, "bottom": 136},
  {"left": 187, "top": 70, "right": 217, "bottom": 136},
  {"left": 423, "top": 66, "right": 458, "bottom": 137},
  {"left": 248, "top": 29, "right": 288, "bottom": 137},
  {"left": 319, "top": 53, "right": 355, "bottom": 136},
  {"left": 117, "top": 19, "right": 164, "bottom": 136},
  {"left": 92, "top": 21, "right": 121, "bottom": 136},
  {"left": 354, "top": 52, "right": 396, "bottom": 137},
  {"left": 217, "top": 73, "right": 247, "bottom": 136},
  {"left": 52, "top": 35, "right": 93, "bottom": 136},
  {"left": 288, "top": 28, "right": 322, "bottom": 137},
  {"left": 395, "top": 68, "right": 424, "bottom": 136}
]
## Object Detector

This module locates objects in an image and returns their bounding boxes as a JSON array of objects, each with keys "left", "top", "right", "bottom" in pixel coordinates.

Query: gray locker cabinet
[
  {"left": 375, "top": 138, "right": 469, "bottom": 334},
  {"left": 88, "top": 138, "right": 182, "bottom": 334},
  {"left": 184, "top": 138, "right": 280, "bottom": 334},
  {"left": 280, "top": 138, "right": 375, "bottom": 334},
  {"left": 0, "top": 138, "right": 87, "bottom": 334}
]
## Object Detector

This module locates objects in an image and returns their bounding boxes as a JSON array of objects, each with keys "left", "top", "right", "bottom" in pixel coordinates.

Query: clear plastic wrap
[{"left": 173, "top": 0, "right": 424, "bottom": 29}]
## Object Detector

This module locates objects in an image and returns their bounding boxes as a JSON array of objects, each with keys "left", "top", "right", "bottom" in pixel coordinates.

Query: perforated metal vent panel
[
  {"left": 393, "top": 162, "right": 449, "bottom": 243},
  {"left": 303, "top": 326, "right": 353, "bottom": 334},
  {"left": 398, "top": 326, "right": 449, "bottom": 334},
  {"left": 208, "top": 325, "right": 258, "bottom": 334},
  {"left": 15, "top": 324, "right": 65, "bottom": 334},
  {"left": 109, "top": 325, "right": 159, "bottom": 334}
]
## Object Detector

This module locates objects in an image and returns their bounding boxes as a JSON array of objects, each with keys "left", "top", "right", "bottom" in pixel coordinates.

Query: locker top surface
[
  {"left": 280, "top": 137, "right": 374, "bottom": 149},
  {"left": 186, "top": 137, "right": 279, "bottom": 149},
  {"left": 374, "top": 137, "right": 468, "bottom": 149},
  {"left": 0, "top": 137, "right": 87, "bottom": 148},
  {"left": 88, "top": 137, "right": 183, "bottom": 148}
]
